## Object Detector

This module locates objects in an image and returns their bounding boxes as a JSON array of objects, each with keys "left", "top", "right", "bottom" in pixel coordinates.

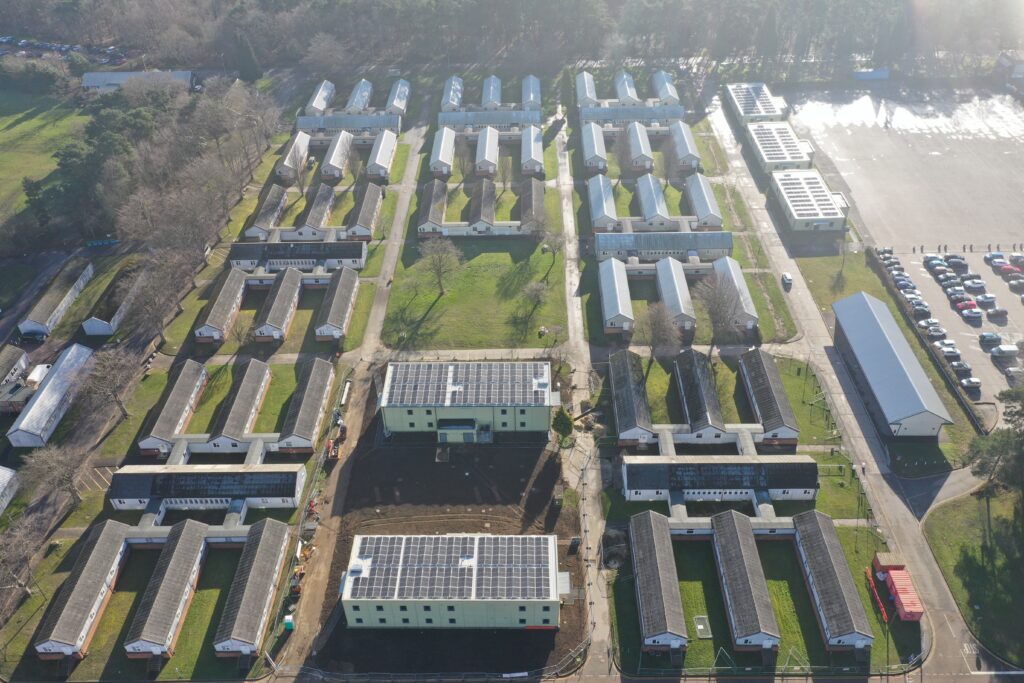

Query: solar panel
[
  {"left": 348, "top": 536, "right": 403, "bottom": 600},
  {"left": 775, "top": 171, "right": 843, "bottom": 219},
  {"left": 396, "top": 536, "right": 475, "bottom": 600},
  {"left": 476, "top": 536, "right": 551, "bottom": 600},
  {"left": 728, "top": 83, "right": 781, "bottom": 117},
  {"left": 384, "top": 362, "right": 550, "bottom": 407}
]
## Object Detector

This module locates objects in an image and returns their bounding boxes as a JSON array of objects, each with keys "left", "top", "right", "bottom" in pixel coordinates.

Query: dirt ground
[{"left": 314, "top": 444, "right": 587, "bottom": 674}]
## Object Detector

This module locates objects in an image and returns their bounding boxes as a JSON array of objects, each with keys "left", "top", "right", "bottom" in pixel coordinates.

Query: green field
[
  {"left": 924, "top": 491, "right": 1023, "bottom": 666},
  {"left": 600, "top": 489, "right": 668, "bottom": 523},
  {"left": 773, "top": 451, "right": 865, "bottom": 519},
  {"left": 343, "top": 282, "right": 376, "bottom": 351},
  {"left": 252, "top": 364, "right": 300, "bottom": 433},
  {"left": 691, "top": 119, "right": 727, "bottom": 176},
  {"left": 186, "top": 364, "right": 235, "bottom": 434},
  {"left": 160, "top": 280, "right": 217, "bottom": 355},
  {"left": 98, "top": 369, "right": 170, "bottom": 456},
  {"left": 391, "top": 143, "right": 411, "bottom": 184},
  {"left": 774, "top": 357, "right": 840, "bottom": 444},
  {"left": 50, "top": 255, "right": 139, "bottom": 341}
]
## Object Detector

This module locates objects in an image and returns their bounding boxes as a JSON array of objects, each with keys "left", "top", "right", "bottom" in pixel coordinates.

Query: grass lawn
[
  {"left": 612, "top": 182, "right": 634, "bottom": 216},
  {"left": 445, "top": 185, "right": 472, "bottom": 221},
  {"left": 495, "top": 187, "right": 517, "bottom": 221},
  {"left": 759, "top": 541, "right": 830, "bottom": 667},
  {"left": 747, "top": 273, "right": 778, "bottom": 342},
  {"left": 710, "top": 183, "right": 735, "bottom": 232},
  {"left": 601, "top": 489, "right": 667, "bottom": 523},
  {"left": 692, "top": 119, "right": 727, "bottom": 176},
  {"left": 343, "top": 282, "right": 376, "bottom": 352},
  {"left": 361, "top": 240, "right": 387, "bottom": 277},
  {"left": 378, "top": 191, "right": 399, "bottom": 239},
  {"left": 382, "top": 238, "right": 567, "bottom": 349},
  {"left": 391, "top": 143, "right": 411, "bottom": 184},
  {"left": 220, "top": 193, "right": 260, "bottom": 240},
  {"left": 642, "top": 358, "right": 685, "bottom": 424},
  {"left": 608, "top": 560, "right": 644, "bottom": 673},
  {"left": 186, "top": 364, "right": 234, "bottom": 434},
  {"left": 210, "top": 289, "right": 266, "bottom": 357},
  {"left": 712, "top": 359, "right": 754, "bottom": 424},
  {"left": 775, "top": 357, "right": 840, "bottom": 444},
  {"left": 796, "top": 253, "right": 975, "bottom": 475},
  {"left": 98, "top": 370, "right": 170, "bottom": 457},
  {"left": 0, "top": 264, "right": 37, "bottom": 310},
  {"left": 745, "top": 272, "right": 797, "bottom": 343},
  {"left": 160, "top": 281, "right": 217, "bottom": 356},
  {"left": 253, "top": 364, "right": 300, "bottom": 433},
  {"left": 544, "top": 186, "right": 563, "bottom": 232},
  {"left": 50, "top": 255, "right": 139, "bottom": 341},
  {"left": 543, "top": 139, "right": 559, "bottom": 178},
  {"left": 60, "top": 490, "right": 143, "bottom": 530},
  {"left": 0, "top": 92, "right": 87, "bottom": 221},
  {"left": 773, "top": 451, "right": 865, "bottom": 519},
  {"left": 924, "top": 491, "right": 1023, "bottom": 666}
]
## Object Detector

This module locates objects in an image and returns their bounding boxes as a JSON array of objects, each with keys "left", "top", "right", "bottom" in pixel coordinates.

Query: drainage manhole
[{"left": 693, "top": 615, "right": 712, "bottom": 639}]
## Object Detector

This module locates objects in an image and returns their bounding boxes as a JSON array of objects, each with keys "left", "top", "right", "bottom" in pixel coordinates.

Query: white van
[{"left": 990, "top": 344, "right": 1020, "bottom": 358}]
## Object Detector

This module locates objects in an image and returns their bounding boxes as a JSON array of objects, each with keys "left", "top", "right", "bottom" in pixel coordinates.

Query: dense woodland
[{"left": 2, "top": 0, "right": 1022, "bottom": 77}]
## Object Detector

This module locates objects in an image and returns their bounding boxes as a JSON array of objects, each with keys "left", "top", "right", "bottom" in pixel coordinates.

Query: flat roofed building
[
  {"left": 595, "top": 231, "right": 734, "bottom": 263},
  {"left": 469, "top": 178, "right": 497, "bottom": 230},
  {"left": 599, "top": 259, "right": 634, "bottom": 334},
  {"left": 522, "top": 75, "right": 541, "bottom": 110},
  {"left": 344, "top": 79, "right": 373, "bottom": 114},
  {"left": 341, "top": 534, "right": 560, "bottom": 629},
  {"left": 832, "top": 292, "right": 952, "bottom": 438},
  {"left": 303, "top": 183, "right": 335, "bottom": 234},
  {"left": 615, "top": 71, "right": 641, "bottom": 105},
  {"left": 656, "top": 258, "right": 695, "bottom": 331},
  {"left": 253, "top": 268, "right": 302, "bottom": 342},
  {"left": 747, "top": 122, "right": 814, "bottom": 174},
  {"left": 228, "top": 241, "right": 367, "bottom": 272},
  {"left": 0, "top": 465, "right": 18, "bottom": 516},
  {"left": 636, "top": 173, "right": 670, "bottom": 222},
  {"left": 418, "top": 179, "right": 448, "bottom": 234},
  {"left": 711, "top": 511, "right": 780, "bottom": 651},
  {"left": 296, "top": 113, "right": 401, "bottom": 139},
  {"left": 367, "top": 130, "right": 398, "bottom": 182},
  {"left": 348, "top": 182, "right": 383, "bottom": 240},
  {"left": 0, "top": 345, "right": 29, "bottom": 385},
  {"left": 626, "top": 122, "right": 653, "bottom": 171},
  {"left": 738, "top": 349, "right": 799, "bottom": 444},
  {"left": 430, "top": 127, "right": 456, "bottom": 177},
  {"left": 322, "top": 131, "right": 354, "bottom": 180},
  {"left": 725, "top": 83, "right": 787, "bottom": 123},
  {"left": 379, "top": 361, "right": 556, "bottom": 441},
  {"left": 792, "top": 511, "right": 873, "bottom": 651},
  {"left": 245, "top": 184, "right": 288, "bottom": 240},
  {"left": 315, "top": 267, "right": 359, "bottom": 341},
  {"left": 386, "top": 79, "right": 410, "bottom": 116},
  {"left": 576, "top": 71, "right": 598, "bottom": 107},
  {"left": 209, "top": 359, "right": 271, "bottom": 445},
  {"left": 521, "top": 125, "right": 543, "bottom": 176},
  {"left": 195, "top": 269, "right": 247, "bottom": 342},
  {"left": 609, "top": 350, "right": 654, "bottom": 444},
  {"left": 438, "top": 109, "right": 542, "bottom": 132},
  {"left": 276, "top": 132, "right": 311, "bottom": 183},
  {"left": 475, "top": 126, "right": 499, "bottom": 176},
  {"left": 81, "top": 70, "right": 193, "bottom": 92},
  {"left": 669, "top": 121, "right": 700, "bottom": 173},
  {"left": 519, "top": 177, "right": 545, "bottom": 233},
  {"left": 651, "top": 70, "right": 680, "bottom": 105},
  {"left": 109, "top": 463, "right": 306, "bottom": 510},
  {"left": 214, "top": 519, "right": 291, "bottom": 656},
  {"left": 441, "top": 75, "right": 464, "bottom": 112},
  {"left": 629, "top": 511, "right": 687, "bottom": 652},
  {"left": 19, "top": 259, "right": 94, "bottom": 337},
  {"left": 6, "top": 343, "right": 92, "bottom": 448},
  {"left": 581, "top": 122, "right": 608, "bottom": 173},
  {"left": 685, "top": 173, "right": 723, "bottom": 228},
  {"left": 138, "top": 360, "right": 208, "bottom": 455},
  {"left": 579, "top": 104, "right": 686, "bottom": 127},
  {"left": 306, "top": 79, "right": 336, "bottom": 116},
  {"left": 278, "top": 357, "right": 335, "bottom": 451},
  {"left": 35, "top": 520, "right": 131, "bottom": 660},
  {"left": 124, "top": 520, "right": 208, "bottom": 659},
  {"left": 481, "top": 74, "right": 502, "bottom": 109},
  {"left": 588, "top": 174, "right": 619, "bottom": 231},
  {"left": 770, "top": 169, "right": 847, "bottom": 232},
  {"left": 621, "top": 455, "right": 819, "bottom": 502},
  {"left": 673, "top": 350, "right": 725, "bottom": 435},
  {"left": 712, "top": 257, "right": 758, "bottom": 330}
]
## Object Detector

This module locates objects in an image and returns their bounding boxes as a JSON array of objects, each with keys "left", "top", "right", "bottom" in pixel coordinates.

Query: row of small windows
[
  {"left": 353, "top": 617, "right": 552, "bottom": 625},
  {"left": 356, "top": 605, "right": 550, "bottom": 613}
]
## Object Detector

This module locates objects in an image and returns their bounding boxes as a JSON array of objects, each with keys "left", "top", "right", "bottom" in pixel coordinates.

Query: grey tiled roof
[
  {"left": 711, "top": 510, "right": 780, "bottom": 640},
  {"left": 280, "top": 357, "right": 334, "bottom": 442},
  {"left": 738, "top": 349, "right": 798, "bottom": 433},
  {"left": 470, "top": 179, "right": 496, "bottom": 225},
  {"left": 629, "top": 511, "right": 687, "bottom": 641},
  {"left": 199, "top": 269, "right": 247, "bottom": 332},
  {"left": 255, "top": 268, "right": 302, "bottom": 332},
  {"left": 210, "top": 360, "right": 270, "bottom": 441},
  {"left": 252, "top": 184, "right": 286, "bottom": 232},
  {"left": 673, "top": 350, "right": 724, "bottom": 432},
  {"left": 315, "top": 267, "right": 358, "bottom": 332},
  {"left": 146, "top": 359, "right": 206, "bottom": 444},
  {"left": 608, "top": 350, "right": 653, "bottom": 435}
]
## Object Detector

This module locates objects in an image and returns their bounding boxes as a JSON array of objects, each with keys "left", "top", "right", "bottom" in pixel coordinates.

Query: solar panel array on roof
[
  {"left": 382, "top": 362, "right": 552, "bottom": 408},
  {"left": 349, "top": 536, "right": 403, "bottom": 599},
  {"left": 727, "top": 83, "right": 782, "bottom": 117},
  {"left": 397, "top": 536, "right": 475, "bottom": 600},
  {"left": 476, "top": 536, "right": 551, "bottom": 600},
  {"left": 773, "top": 169, "right": 843, "bottom": 219},
  {"left": 748, "top": 122, "right": 810, "bottom": 163}
]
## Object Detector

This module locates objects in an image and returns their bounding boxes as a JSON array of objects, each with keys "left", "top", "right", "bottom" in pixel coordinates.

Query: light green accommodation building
[{"left": 379, "top": 362, "right": 558, "bottom": 443}]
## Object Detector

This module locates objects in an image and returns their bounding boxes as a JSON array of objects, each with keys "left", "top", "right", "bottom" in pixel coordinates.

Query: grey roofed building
[
  {"left": 214, "top": 519, "right": 290, "bottom": 652},
  {"left": 306, "top": 79, "right": 335, "bottom": 116},
  {"left": 578, "top": 104, "right": 686, "bottom": 126},
  {"left": 627, "top": 121, "right": 653, "bottom": 162},
  {"left": 210, "top": 359, "right": 271, "bottom": 441},
  {"left": 323, "top": 131, "right": 354, "bottom": 177},
  {"left": 380, "top": 361, "right": 555, "bottom": 408},
  {"left": 6, "top": 343, "right": 93, "bottom": 448},
  {"left": 636, "top": 173, "right": 670, "bottom": 221},
  {"left": 442, "top": 75, "right": 464, "bottom": 111},
  {"left": 368, "top": 129, "right": 398, "bottom": 176},
  {"left": 280, "top": 357, "right": 335, "bottom": 443},
  {"left": 252, "top": 184, "right": 287, "bottom": 232},
  {"left": 771, "top": 169, "right": 847, "bottom": 229},
  {"left": 278, "top": 132, "right": 310, "bottom": 176},
  {"left": 81, "top": 70, "right": 193, "bottom": 91},
  {"left": 430, "top": 127, "right": 456, "bottom": 173},
  {"left": 352, "top": 182, "right": 383, "bottom": 232},
  {"left": 581, "top": 122, "right": 607, "bottom": 164},
  {"left": 608, "top": 350, "right": 653, "bottom": 437},
  {"left": 521, "top": 125, "right": 543, "bottom": 169},
  {"left": 519, "top": 177, "right": 545, "bottom": 230},
  {"left": 0, "top": 345, "right": 28, "bottom": 385},
  {"left": 832, "top": 292, "right": 952, "bottom": 436},
  {"left": 673, "top": 350, "right": 725, "bottom": 432},
  {"left": 595, "top": 231, "right": 734, "bottom": 261},
  {"left": 588, "top": 174, "right": 618, "bottom": 226},
  {"left": 315, "top": 267, "right": 359, "bottom": 334},
  {"left": 615, "top": 71, "right": 641, "bottom": 104},
  {"left": 109, "top": 464, "right": 305, "bottom": 502},
  {"left": 255, "top": 268, "right": 302, "bottom": 333},
  {"left": 476, "top": 126, "right": 499, "bottom": 168},
  {"left": 228, "top": 241, "right": 366, "bottom": 264},
  {"left": 199, "top": 269, "right": 247, "bottom": 333},
  {"left": 470, "top": 179, "right": 497, "bottom": 226},
  {"left": 437, "top": 109, "right": 542, "bottom": 129},
  {"left": 482, "top": 74, "right": 502, "bottom": 108},
  {"left": 669, "top": 121, "right": 699, "bottom": 168},
  {"left": 710, "top": 511, "right": 780, "bottom": 642},
  {"left": 712, "top": 256, "right": 757, "bottom": 322},
  {"left": 125, "top": 520, "right": 208, "bottom": 651},
  {"left": 621, "top": 454, "right": 819, "bottom": 493},
  {"left": 304, "top": 184, "right": 335, "bottom": 230},
  {"left": 685, "top": 173, "right": 723, "bottom": 226},
  {"left": 655, "top": 258, "right": 695, "bottom": 327},
  {"left": 522, "top": 74, "right": 541, "bottom": 110},
  {"left": 748, "top": 122, "right": 813, "bottom": 168},
  {"left": 725, "top": 82, "right": 786, "bottom": 121},
  {"left": 422, "top": 179, "right": 448, "bottom": 227},
  {"left": 792, "top": 511, "right": 873, "bottom": 645},
  {"left": 599, "top": 258, "right": 634, "bottom": 329},
  {"left": 629, "top": 511, "right": 688, "bottom": 646},
  {"left": 386, "top": 79, "right": 410, "bottom": 116},
  {"left": 145, "top": 360, "right": 207, "bottom": 446},
  {"left": 345, "top": 79, "right": 373, "bottom": 113},
  {"left": 295, "top": 113, "right": 401, "bottom": 135},
  {"left": 738, "top": 348, "right": 799, "bottom": 434},
  {"left": 651, "top": 70, "right": 680, "bottom": 105},
  {"left": 576, "top": 71, "right": 598, "bottom": 106},
  {"left": 35, "top": 520, "right": 130, "bottom": 652},
  {"left": 22, "top": 258, "right": 93, "bottom": 333}
]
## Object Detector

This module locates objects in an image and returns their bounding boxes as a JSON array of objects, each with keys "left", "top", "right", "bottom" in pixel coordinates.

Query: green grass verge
[
  {"left": 50, "top": 255, "right": 139, "bottom": 341},
  {"left": 692, "top": 119, "right": 727, "bottom": 176},
  {"left": 391, "top": 143, "right": 411, "bottom": 184},
  {"left": 98, "top": 370, "right": 170, "bottom": 457},
  {"left": 600, "top": 489, "right": 667, "bottom": 523},
  {"left": 252, "top": 364, "right": 300, "bottom": 433},
  {"left": 360, "top": 240, "right": 387, "bottom": 278},
  {"left": 775, "top": 357, "right": 840, "bottom": 445},
  {"left": 642, "top": 358, "right": 685, "bottom": 424},
  {"left": 186, "top": 364, "right": 235, "bottom": 434},
  {"left": 160, "top": 281, "right": 216, "bottom": 356},
  {"left": 343, "top": 282, "right": 376, "bottom": 352}
]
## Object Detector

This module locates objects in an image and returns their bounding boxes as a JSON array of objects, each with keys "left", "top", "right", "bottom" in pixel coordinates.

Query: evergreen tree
[
  {"left": 235, "top": 34, "right": 263, "bottom": 83},
  {"left": 552, "top": 406, "right": 574, "bottom": 441}
]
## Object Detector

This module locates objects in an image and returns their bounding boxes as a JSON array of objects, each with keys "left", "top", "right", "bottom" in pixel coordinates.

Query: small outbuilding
[{"left": 6, "top": 343, "right": 93, "bottom": 448}]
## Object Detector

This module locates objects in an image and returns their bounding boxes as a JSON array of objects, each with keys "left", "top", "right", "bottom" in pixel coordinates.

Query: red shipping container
[{"left": 885, "top": 569, "right": 923, "bottom": 621}]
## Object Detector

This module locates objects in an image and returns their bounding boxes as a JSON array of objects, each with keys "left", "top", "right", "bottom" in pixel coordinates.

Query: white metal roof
[
  {"left": 581, "top": 122, "right": 607, "bottom": 162},
  {"left": 748, "top": 122, "right": 813, "bottom": 165},
  {"left": 669, "top": 121, "right": 699, "bottom": 163},
  {"left": 576, "top": 71, "right": 597, "bottom": 105},
  {"left": 655, "top": 258, "right": 695, "bottom": 323},
  {"left": 279, "top": 132, "right": 310, "bottom": 171},
  {"left": 685, "top": 173, "right": 722, "bottom": 224},
  {"left": 476, "top": 126, "right": 499, "bottom": 166},
  {"left": 832, "top": 292, "right": 953, "bottom": 425},
  {"left": 296, "top": 113, "right": 400, "bottom": 134},
  {"left": 345, "top": 79, "right": 373, "bottom": 112},
  {"left": 636, "top": 174, "right": 669, "bottom": 221},
  {"left": 7, "top": 344, "right": 92, "bottom": 440},
  {"left": 522, "top": 75, "right": 541, "bottom": 110},
  {"left": 81, "top": 70, "right": 192, "bottom": 89},
  {"left": 386, "top": 79, "right": 410, "bottom": 116},
  {"left": 596, "top": 231, "right": 734, "bottom": 256},
  {"left": 615, "top": 71, "right": 640, "bottom": 104},
  {"left": 651, "top": 70, "right": 679, "bottom": 104},
  {"left": 323, "top": 131, "right": 353, "bottom": 173},
  {"left": 368, "top": 130, "right": 398, "bottom": 171},
  {"left": 712, "top": 256, "right": 757, "bottom": 320},
  {"left": 627, "top": 122, "right": 652, "bottom": 161},
  {"left": 482, "top": 75, "right": 502, "bottom": 107},
  {"left": 588, "top": 174, "right": 617, "bottom": 224},
  {"left": 726, "top": 82, "right": 785, "bottom": 118},
  {"left": 772, "top": 169, "right": 846, "bottom": 221},
  {"left": 600, "top": 258, "right": 634, "bottom": 324},
  {"left": 521, "top": 125, "right": 543, "bottom": 166},
  {"left": 306, "top": 80, "right": 335, "bottom": 115},
  {"left": 442, "top": 75, "right": 464, "bottom": 110},
  {"left": 430, "top": 127, "right": 455, "bottom": 169}
]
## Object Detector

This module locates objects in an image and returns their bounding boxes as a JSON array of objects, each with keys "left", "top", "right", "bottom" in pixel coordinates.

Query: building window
[
  {"left": 423, "top": 606, "right": 431, "bottom": 612},
  {"left": 407, "top": 409, "right": 414, "bottom": 415},
  {"left": 520, "top": 422, "right": 526, "bottom": 428},
  {"left": 447, "top": 606, "right": 455, "bottom": 612},
  {"left": 352, "top": 605, "right": 360, "bottom": 612},
  {"left": 519, "top": 409, "right": 526, "bottom": 415},
  {"left": 542, "top": 606, "right": 550, "bottom": 612},
  {"left": 399, "top": 606, "right": 407, "bottom": 612},
  {"left": 402, "top": 618, "right": 410, "bottom": 624},
  {"left": 543, "top": 619, "right": 550, "bottom": 625},
  {"left": 379, "top": 618, "right": 386, "bottom": 624},
  {"left": 376, "top": 605, "right": 384, "bottom": 612},
  {"left": 425, "top": 618, "right": 433, "bottom": 624},
  {"left": 502, "top": 422, "right": 508, "bottom": 428},
  {"left": 519, "top": 619, "right": 526, "bottom": 625},
  {"left": 409, "top": 422, "right": 415, "bottom": 428},
  {"left": 714, "top": 433, "right": 722, "bottom": 439},
  {"left": 501, "top": 409, "right": 507, "bottom": 415},
  {"left": 519, "top": 606, "right": 526, "bottom": 612},
  {"left": 449, "top": 618, "right": 456, "bottom": 624},
  {"left": 427, "top": 422, "right": 434, "bottom": 428},
  {"left": 355, "top": 618, "right": 363, "bottom": 624},
  {"left": 426, "top": 409, "right": 432, "bottom": 415}
]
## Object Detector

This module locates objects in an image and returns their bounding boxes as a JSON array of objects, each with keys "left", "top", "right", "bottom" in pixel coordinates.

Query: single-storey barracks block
[
  {"left": 228, "top": 241, "right": 367, "bottom": 272},
  {"left": 344, "top": 78, "right": 373, "bottom": 114},
  {"left": 124, "top": 520, "right": 208, "bottom": 659},
  {"left": 519, "top": 177, "right": 546, "bottom": 233},
  {"left": 299, "top": 184, "right": 336, "bottom": 238},
  {"left": 475, "top": 126, "right": 499, "bottom": 177},
  {"left": 626, "top": 122, "right": 654, "bottom": 171},
  {"left": 386, "top": 78, "right": 411, "bottom": 117},
  {"left": 430, "top": 126, "right": 456, "bottom": 177},
  {"left": 347, "top": 182, "right": 383, "bottom": 241},
  {"left": 81, "top": 70, "right": 194, "bottom": 93},
  {"left": 629, "top": 511, "right": 688, "bottom": 654},
  {"left": 673, "top": 349, "right": 726, "bottom": 438},
  {"left": 253, "top": 267, "right": 302, "bottom": 342},
  {"left": 469, "top": 178, "right": 497, "bottom": 231},
  {"left": 521, "top": 125, "right": 544, "bottom": 176},
  {"left": 576, "top": 71, "right": 598, "bottom": 108},
  {"left": 244, "top": 184, "right": 288, "bottom": 240},
  {"left": 6, "top": 343, "right": 93, "bottom": 448},
  {"left": 792, "top": 510, "right": 873, "bottom": 652},
  {"left": 608, "top": 350, "right": 654, "bottom": 444},
  {"left": 367, "top": 129, "right": 398, "bottom": 182},
  {"left": 18, "top": 258, "right": 94, "bottom": 338},
  {"left": 194, "top": 268, "right": 247, "bottom": 343},
  {"left": 832, "top": 292, "right": 953, "bottom": 438},
  {"left": 668, "top": 121, "right": 700, "bottom": 174},
  {"left": 770, "top": 169, "right": 848, "bottom": 232},
  {"left": 81, "top": 264, "right": 142, "bottom": 337},
  {"left": 656, "top": 257, "right": 696, "bottom": 332},
  {"left": 685, "top": 173, "right": 723, "bottom": 228},
  {"left": 599, "top": 258, "right": 634, "bottom": 334},
  {"left": 322, "top": 131, "right": 354, "bottom": 180},
  {"left": 418, "top": 179, "right": 448, "bottom": 235},
  {"left": 738, "top": 348, "right": 800, "bottom": 445},
  {"left": 481, "top": 74, "right": 502, "bottom": 109},
  {"left": 213, "top": 519, "right": 291, "bottom": 657},
  {"left": 651, "top": 70, "right": 680, "bottom": 106},
  {"left": 138, "top": 359, "right": 209, "bottom": 456},
  {"left": 588, "top": 174, "right": 618, "bottom": 231},
  {"left": 636, "top": 173, "right": 671, "bottom": 224},
  {"left": 0, "top": 465, "right": 20, "bottom": 517},
  {"left": 439, "top": 109, "right": 542, "bottom": 133},
  {"left": 712, "top": 256, "right": 758, "bottom": 331},
  {"left": 306, "top": 79, "right": 336, "bottom": 117},
  {"left": 276, "top": 132, "right": 311, "bottom": 184},
  {"left": 441, "top": 75, "right": 464, "bottom": 112},
  {"left": 315, "top": 267, "right": 359, "bottom": 341},
  {"left": 340, "top": 534, "right": 560, "bottom": 629},
  {"left": 581, "top": 122, "right": 608, "bottom": 173},
  {"left": 725, "top": 82, "right": 788, "bottom": 125},
  {"left": 277, "top": 357, "right": 335, "bottom": 452},
  {"left": 595, "top": 231, "right": 733, "bottom": 264},
  {"left": 379, "top": 361, "right": 557, "bottom": 443},
  {"left": 615, "top": 71, "right": 641, "bottom": 105},
  {"left": 521, "top": 74, "right": 541, "bottom": 111},
  {"left": 0, "top": 345, "right": 29, "bottom": 385},
  {"left": 746, "top": 121, "right": 814, "bottom": 174},
  {"left": 108, "top": 463, "right": 307, "bottom": 510},
  {"left": 296, "top": 113, "right": 401, "bottom": 143},
  {"left": 209, "top": 359, "right": 271, "bottom": 448}
]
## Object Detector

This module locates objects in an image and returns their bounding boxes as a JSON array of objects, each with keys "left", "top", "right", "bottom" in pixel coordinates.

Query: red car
[
  {"left": 1000, "top": 265, "right": 1022, "bottom": 280},
  {"left": 956, "top": 300, "right": 978, "bottom": 311}
]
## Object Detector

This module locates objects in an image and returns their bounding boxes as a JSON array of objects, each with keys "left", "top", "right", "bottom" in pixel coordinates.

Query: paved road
[{"left": 0, "top": 251, "right": 70, "bottom": 352}]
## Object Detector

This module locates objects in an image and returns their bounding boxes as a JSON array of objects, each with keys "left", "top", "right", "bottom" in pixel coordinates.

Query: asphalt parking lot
[{"left": 885, "top": 252, "right": 1023, "bottom": 410}]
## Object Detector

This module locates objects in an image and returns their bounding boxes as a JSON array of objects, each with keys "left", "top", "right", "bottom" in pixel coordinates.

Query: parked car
[
  {"left": 940, "top": 346, "right": 962, "bottom": 358},
  {"left": 945, "top": 284, "right": 966, "bottom": 294},
  {"left": 990, "top": 258, "right": 1009, "bottom": 268},
  {"left": 926, "top": 326, "right": 947, "bottom": 339},
  {"left": 1001, "top": 265, "right": 1023, "bottom": 280},
  {"left": 980, "top": 332, "right": 1003, "bottom": 345},
  {"left": 991, "top": 344, "right": 1020, "bottom": 358},
  {"left": 1009, "top": 279, "right": 1024, "bottom": 293},
  {"left": 931, "top": 266, "right": 951, "bottom": 277},
  {"left": 975, "top": 294, "right": 997, "bottom": 307},
  {"left": 781, "top": 272, "right": 793, "bottom": 289},
  {"left": 878, "top": 247, "right": 894, "bottom": 256},
  {"left": 960, "top": 377, "right": 982, "bottom": 390},
  {"left": 887, "top": 265, "right": 906, "bottom": 274},
  {"left": 933, "top": 339, "right": 957, "bottom": 349},
  {"left": 987, "top": 307, "right": 1009, "bottom": 320},
  {"left": 912, "top": 305, "right": 932, "bottom": 319},
  {"left": 937, "top": 272, "right": 960, "bottom": 283},
  {"left": 925, "top": 258, "right": 947, "bottom": 271},
  {"left": 948, "top": 293, "right": 972, "bottom": 305},
  {"left": 896, "top": 280, "right": 917, "bottom": 290},
  {"left": 950, "top": 361, "right": 973, "bottom": 376},
  {"left": 960, "top": 272, "right": 982, "bottom": 283},
  {"left": 918, "top": 318, "right": 941, "bottom": 329},
  {"left": 961, "top": 309, "right": 983, "bottom": 321},
  {"left": 1010, "top": 253, "right": 1024, "bottom": 266},
  {"left": 963, "top": 279, "right": 987, "bottom": 291},
  {"left": 901, "top": 290, "right": 923, "bottom": 299},
  {"left": 984, "top": 251, "right": 1005, "bottom": 264}
]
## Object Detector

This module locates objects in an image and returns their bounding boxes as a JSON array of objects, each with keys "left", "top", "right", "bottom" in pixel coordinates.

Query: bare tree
[
  {"left": 538, "top": 230, "right": 564, "bottom": 280},
  {"left": 228, "top": 317, "right": 252, "bottom": 353},
  {"left": 523, "top": 281, "right": 548, "bottom": 310},
  {"left": 79, "top": 347, "right": 142, "bottom": 420},
  {"left": 635, "top": 302, "right": 682, "bottom": 366},
  {"left": 696, "top": 274, "right": 742, "bottom": 360},
  {"left": 613, "top": 132, "right": 631, "bottom": 183},
  {"left": 0, "top": 516, "right": 38, "bottom": 597},
  {"left": 21, "top": 445, "right": 85, "bottom": 506},
  {"left": 419, "top": 237, "right": 464, "bottom": 295},
  {"left": 454, "top": 138, "right": 473, "bottom": 185},
  {"left": 497, "top": 155, "right": 514, "bottom": 195},
  {"left": 347, "top": 152, "right": 365, "bottom": 186},
  {"left": 301, "top": 33, "right": 348, "bottom": 78}
]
